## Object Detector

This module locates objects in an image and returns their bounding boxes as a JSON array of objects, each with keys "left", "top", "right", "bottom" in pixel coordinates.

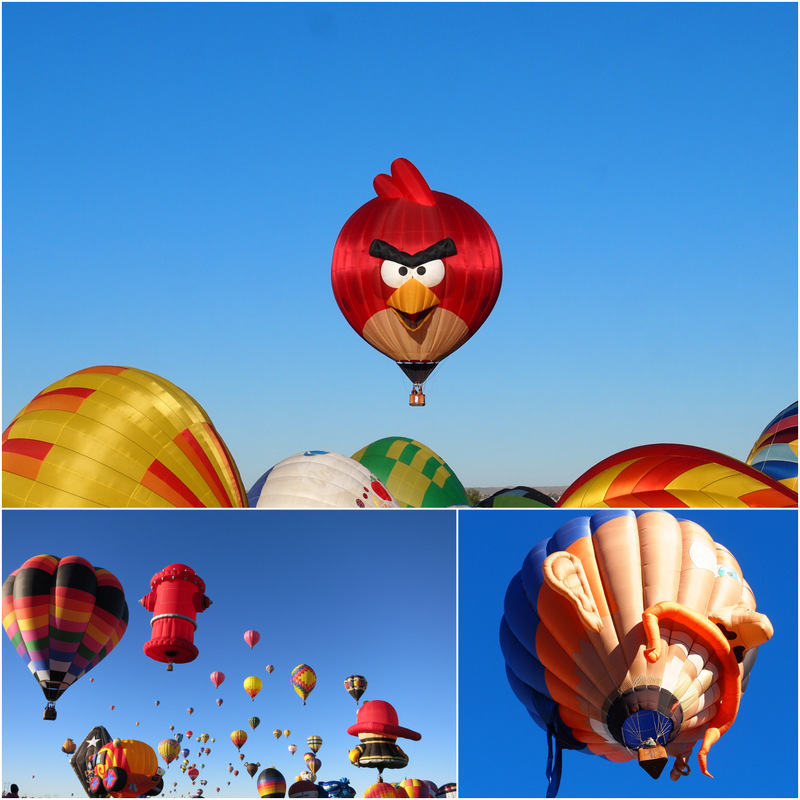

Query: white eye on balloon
[{"left": 380, "top": 258, "right": 445, "bottom": 289}]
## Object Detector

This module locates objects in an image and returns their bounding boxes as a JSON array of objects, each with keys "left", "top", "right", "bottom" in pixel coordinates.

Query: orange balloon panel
[
  {"left": 3, "top": 365, "right": 246, "bottom": 508},
  {"left": 557, "top": 443, "right": 797, "bottom": 508},
  {"left": 501, "top": 510, "right": 773, "bottom": 787}
]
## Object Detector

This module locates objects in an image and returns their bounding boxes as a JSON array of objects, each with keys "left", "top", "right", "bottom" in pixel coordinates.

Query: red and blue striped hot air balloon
[
  {"left": 746, "top": 401, "right": 798, "bottom": 493},
  {"left": 2, "top": 554, "right": 128, "bottom": 719}
]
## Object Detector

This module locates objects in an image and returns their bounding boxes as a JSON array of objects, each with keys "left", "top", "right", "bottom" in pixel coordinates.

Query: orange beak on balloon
[{"left": 386, "top": 279, "right": 440, "bottom": 331}]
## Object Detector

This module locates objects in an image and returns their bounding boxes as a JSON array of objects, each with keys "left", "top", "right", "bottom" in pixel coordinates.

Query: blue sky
[
  {"left": 2, "top": 2, "right": 797, "bottom": 490},
  {"left": 1, "top": 510, "right": 456, "bottom": 796},
  {"left": 458, "top": 508, "right": 798, "bottom": 798}
]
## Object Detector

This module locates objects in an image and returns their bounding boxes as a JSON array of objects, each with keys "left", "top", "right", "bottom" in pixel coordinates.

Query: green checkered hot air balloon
[{"left": 352, "top": 437, "right": 469, "bottom": 508}]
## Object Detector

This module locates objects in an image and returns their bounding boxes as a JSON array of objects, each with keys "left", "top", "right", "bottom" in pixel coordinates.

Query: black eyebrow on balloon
[{"left": 369, "top": 238, "right": 457, "bottom": 267}]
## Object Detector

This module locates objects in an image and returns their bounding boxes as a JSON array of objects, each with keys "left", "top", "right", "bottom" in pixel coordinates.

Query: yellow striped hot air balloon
[{"left": 2, "top": 365, "right": 246, "bottom": 508}]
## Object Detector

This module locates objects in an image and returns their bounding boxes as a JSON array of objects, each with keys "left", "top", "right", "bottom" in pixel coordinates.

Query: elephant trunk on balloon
[{"left": 140, "top": 564, "right": 211, "bottom": 668}]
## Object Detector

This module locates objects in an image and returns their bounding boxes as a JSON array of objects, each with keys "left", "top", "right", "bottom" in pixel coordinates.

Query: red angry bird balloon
[
  {"left": 140, "top": 564, "right": 211, "bottom": 670},
  {"left": 331, "top": 158, "right": 502, "bottom": 405}
]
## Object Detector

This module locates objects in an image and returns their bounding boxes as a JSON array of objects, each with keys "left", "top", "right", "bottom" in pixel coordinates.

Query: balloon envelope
[
  {"left": 210, "top": 671, "right": 225, "bottom": 688},
  {"left": 2, "top": 554, "right": 128, "bottom": 717},
  {"left": 476, "top": 486, "right": 556, "bottom": 508},
  {"left": 244, "top": 676, "right": 263, "bottom": 700},
  {"left": 244, "top": 630, "right": 260, "bottom": 649},
  {"left": 746, "top": 401, "right": 798, "bottom": 493},
  {"left": 557, "top": 443, "right": 798, "bottom": 508},
  {"left": 248, "top": 451, "right": 399, "bottom": 509},
  {"left": 352, "top": 437, "right": 469, "bottom": 507},
  {"left": 231, "top": 730, "right": 248, "bottom": 751},
  {"left": 257, "top": 767, "right": 286, "bottom": 798},
  {"left": 2, "top": 365, "right": 247, "bottom": 508},
  {"left": 344, "top": 675, "right": 368, "bottom": 704},
  {"left": 501, "top": 509, "right": 774, "bottom": 792},
  {"left": 290, "top": 664, "right": 316, "bottom": 704},
  {"left": 331, "top": 158, "right": 502, "bottom": 397}
]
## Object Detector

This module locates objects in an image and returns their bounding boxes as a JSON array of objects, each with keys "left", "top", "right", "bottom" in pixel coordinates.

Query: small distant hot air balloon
[
  {"left": 307, "top": 736, "right": 322, "bottom": 753},
  {"left": 249, "top": 717, "right": 261, "bottom": 731},
  {"left": 187, "top": 707, "right": 194, "bottom": 715},
  {"left": 246, "top": 762, "right": 261, "bottom": 778},
  {"left": 244, "top": 630, "right": 260, "bottom": 649},
  {"left": 155, "top": 700, "right": 160, "bottom": 707},
  {"left": 244, "top": 675, "right": 263, "bottom": 700},
  {"left": 231, "top": 730, "right": 248, "bottom": 751},
  {"left": 266, "top": 665, "right": 275, "bottom": 674},
  {"left": 284, "top": 729, "right": 291, "bottom": 738},
  {"left": 304, "top": 755, "right": 321, "bottom": 775},
  {"left": 344, "top": 675, "right": 368, "bottom": 704},
  {"left": 2, "top": 554, "right": 128, "bottom": 720},
  {"left": 273, "top": 729, "right": 283, "bottom": 740},
  {"left": 61, "top": 738, "right": 77, "bottom": 755},
  {"left": 200, "top": 733, "right": 209, "bottom": 743},
  {"left": 158, "top": 738, "right": 181, "bottom": 765},
  {"left": 188, "top": 766, "right": 200, "bottom": 782},
  {"left": 290, "top": 664, "right": 316, "bottom": 705},
  {"left": 109, "top": 705, "right": 115, "bottom": 711},
  {"left": 210, "top": 671, "right": 225, "bottom": 689},
  {"left": 288, "top": 744, "right": 298, "bottom": 755},
  {"left": 216, "top": 698, "right": 223, "bottom": 707}
]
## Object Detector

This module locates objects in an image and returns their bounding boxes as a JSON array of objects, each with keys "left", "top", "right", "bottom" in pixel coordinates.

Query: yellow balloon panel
[{"left": 3, "top": 365, "right": 246, "bottom": 508}]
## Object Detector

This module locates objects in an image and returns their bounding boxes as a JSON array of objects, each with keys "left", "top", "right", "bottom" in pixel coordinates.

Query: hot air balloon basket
[
  {"left": 409, "top": 391, "right": 426, "bottom": 406},
  {"left": 637, "top": 744, "right": 668, "bottom": 779},
  {"left": 43, "top": 704, "right": 57, "bottom": 721}
]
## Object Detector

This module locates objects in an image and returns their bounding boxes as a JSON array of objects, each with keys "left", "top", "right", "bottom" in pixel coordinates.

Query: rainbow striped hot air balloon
[
  {"left": 257, "top": 766, "right": 286, "bottom": 798},
  {"left": 2, "top": 365, "right": 247, "bottom": 508},
  {"left": 2, "top": 554, "right": 128, "bottom": 719},
  {"left": 746, "top": 401, "right": 798, "bottom": 493},
  {"left": 290, "top": 664, "right": 316, "bottom": 705}
]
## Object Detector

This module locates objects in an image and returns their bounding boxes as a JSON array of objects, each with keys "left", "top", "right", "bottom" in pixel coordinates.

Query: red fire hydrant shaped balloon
[{"left": 140, "top": 564, "right": 211, "bottom": 670}]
